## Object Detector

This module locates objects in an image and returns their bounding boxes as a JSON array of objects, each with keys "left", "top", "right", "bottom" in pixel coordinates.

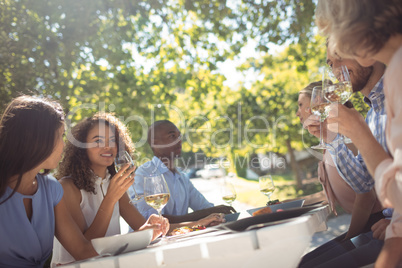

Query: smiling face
[
  {"left": 296, "top": 93, "right": 312, "bottom": 124},
  {"left": 86, "top": 123, "right": 117, "bottom": 173},
  {"left": 326, "top": 50, "right": 373, "bottom": 93}
]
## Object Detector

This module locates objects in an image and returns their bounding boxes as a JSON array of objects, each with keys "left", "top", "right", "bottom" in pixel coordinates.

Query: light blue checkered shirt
[{"left": 327, "top": 77, "right": 388, "bottom": 193}]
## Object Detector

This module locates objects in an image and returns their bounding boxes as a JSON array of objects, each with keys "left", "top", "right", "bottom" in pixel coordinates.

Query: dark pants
[
  {"left": 299, "top": 232, "right": 383, "bottom": 268},
  {"left": 298, "top": 211, "right": 385, "bottom": 268}
]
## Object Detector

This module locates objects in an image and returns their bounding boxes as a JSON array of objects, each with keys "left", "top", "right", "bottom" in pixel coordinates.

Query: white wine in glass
[
  {"left": 259, "top": 175, "right": 275, "bottom": 201},
  {"left": 144, "top": 174, "right": 170, "bottom": 241},
  {"left": 310, "top": 86, "right": 331, "bottom": 150},
  {"left": 115, "top": 151, "right": 142, "bottom": 203},
  {"left": 323, "top": 65, "right": 353, "bottom": 143},
  {"left": 221, "top": 178, "right": 236, "bottom": 206}
]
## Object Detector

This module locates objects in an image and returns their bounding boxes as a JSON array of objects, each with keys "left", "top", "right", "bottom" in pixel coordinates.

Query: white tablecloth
[{"left": 62, "top": 205, "right": 330, "bottom": 268}]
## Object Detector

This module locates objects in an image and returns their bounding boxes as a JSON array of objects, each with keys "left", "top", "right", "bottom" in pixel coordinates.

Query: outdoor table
[{"left": 61, "top": 205, "right": 330, "bottom": 268}]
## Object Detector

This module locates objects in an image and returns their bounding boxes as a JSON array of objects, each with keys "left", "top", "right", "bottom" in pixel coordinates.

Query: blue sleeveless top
[{"left": 0, "top": 175, "right": 63, "bottom": 268}]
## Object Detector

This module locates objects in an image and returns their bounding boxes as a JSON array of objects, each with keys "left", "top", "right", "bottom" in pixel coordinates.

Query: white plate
[
  {"left": 91, "top": 229, "right": 153, "bottom": 255},
  {"left": 246, "top": 199, "right": 305, "bottom": 215}
]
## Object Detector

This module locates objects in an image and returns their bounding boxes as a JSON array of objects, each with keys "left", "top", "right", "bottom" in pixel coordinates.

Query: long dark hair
[
  {"left": 0, "top": 95, "right": 65, "bottom": 204},
  {"left": 55, "top": 112, "right": 134, "bottom": 194}
]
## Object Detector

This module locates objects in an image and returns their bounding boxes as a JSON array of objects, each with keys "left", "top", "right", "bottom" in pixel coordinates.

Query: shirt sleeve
[
  {"left": 327, "top": 135, "right": 374, "bottom": 193},
  {"left": 185, "top": 173, "right": 214, "bottom": 211},
  {"left": 46, "top": 175, "right": 64, "bottom": 206},
  {"left": 374, "top": 62, "right": 402, "bottom": 215}
]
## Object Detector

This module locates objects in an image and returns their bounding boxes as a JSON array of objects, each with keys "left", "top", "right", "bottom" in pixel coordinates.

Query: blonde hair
[
  {"left": 299, "top": 81, "right": 323, "bottom": 96},
  {"left": 315, "top": 0, "right": 402, "bottom": 58}
]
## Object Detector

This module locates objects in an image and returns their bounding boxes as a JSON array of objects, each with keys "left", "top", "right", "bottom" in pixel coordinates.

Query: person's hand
[
  {"left": 304, "top": 114, "right": 337, "bottom": 143},
  {"left": 105, "top": 164, "right": 136, "bottom": 203},
  {"left": 371, "top": 219, "right": 391, "bottom": 241},
  {"left": 303, "top": 114, "right": 320, "bottom": 131},
  {"left": 375, "top": 237, "right": 402, "bottom": 268},
  {"left": 326, "top": 103, "right": 368, "bottom": 141},
  {"left": 205, "top": 205, "right": 237, "bottom": 214},
  {"left": 140, "top": 214, "right": 170, "bottom": 241},
  {"left": 196, "top": 213, "right": 226, "bottom": 227}
]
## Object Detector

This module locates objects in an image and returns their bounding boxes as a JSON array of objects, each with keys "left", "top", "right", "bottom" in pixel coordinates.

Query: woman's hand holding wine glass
[
  {"left": 139, "top": 214, "right": 170, "bottom": 241},
  {"left": 105, "top": 163, "right": 136, "bottom": 203},
  {"left": 114, "top": 151, "right": 143, "bottom": 203}
]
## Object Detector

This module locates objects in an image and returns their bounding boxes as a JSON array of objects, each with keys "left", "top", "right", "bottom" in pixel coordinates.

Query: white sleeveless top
[{"left": 51, "top": 172, "right": 120, "bottom": 267}]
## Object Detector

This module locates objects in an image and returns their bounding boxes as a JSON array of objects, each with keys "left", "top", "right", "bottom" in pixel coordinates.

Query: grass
[{"left": 232, "top": 174, "right": 323, "bottom": 208}]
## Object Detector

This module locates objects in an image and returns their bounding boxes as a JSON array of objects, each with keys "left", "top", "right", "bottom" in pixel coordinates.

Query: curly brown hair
[{"left": 55, "top": 112, "right": 134, "bottom": 194}]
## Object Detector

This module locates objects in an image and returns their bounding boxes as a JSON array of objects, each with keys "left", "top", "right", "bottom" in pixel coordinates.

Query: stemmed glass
[
  {"left": 323, "top": 65, "right": 353, "bottom": 143},
  {"left": 259, "top": 175, "right": 275, "bottom": 201},
  {"left": 310, "top": 86, "right": 331, "bottom": 149},
  {"left": 144, "top": 174, "right": 170, "bottom": 240},
  {"left": 221, "top": 178, "right": 237, "bottom": 206},
  {"left": 114, "top": 151, "right": 142, "bottom": 203}
]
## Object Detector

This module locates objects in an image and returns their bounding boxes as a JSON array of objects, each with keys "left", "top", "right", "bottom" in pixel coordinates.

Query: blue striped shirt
[{"left": 328, "top": 77, "right": 388, "bottom": 193}]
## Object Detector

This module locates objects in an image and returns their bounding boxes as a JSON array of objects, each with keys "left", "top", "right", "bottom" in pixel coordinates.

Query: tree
[{"left": 1, "top": 0, "right": 325, "bottom": 180}]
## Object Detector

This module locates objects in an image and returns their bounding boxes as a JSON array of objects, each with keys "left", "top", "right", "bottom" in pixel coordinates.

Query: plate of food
[
  {"left": 91, "top": 229, "right": 153, "bottom": 255},
  {"left": 246, "top": 199, "right": 305, "bottom": 216},
  {"left": 167, "top": 225, "right": 219, "bottom": 241}
]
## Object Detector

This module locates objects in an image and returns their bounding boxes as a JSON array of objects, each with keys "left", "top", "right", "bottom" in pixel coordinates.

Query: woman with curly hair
[
  {"left": 51, "top": 112, "right": 169, "bottom": 267},
  {"left": 0, "top": 96, "right": 97, "bottom": 267}
]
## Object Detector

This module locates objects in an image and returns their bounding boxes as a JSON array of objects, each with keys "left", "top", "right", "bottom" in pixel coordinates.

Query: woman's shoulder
[
  {"left": 37, "top": 174, "right": 64, "bottom": 204},
  {"left": 59, "top": 176, "right": 79, "bottom": 189},
  {"left": 58, "top": 176, "right": 82, "bottom": 198}
]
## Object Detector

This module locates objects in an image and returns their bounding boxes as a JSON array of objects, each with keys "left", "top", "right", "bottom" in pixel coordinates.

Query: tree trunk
[{"left": 286, "top": 137, "right": 304, "bottom": 189}]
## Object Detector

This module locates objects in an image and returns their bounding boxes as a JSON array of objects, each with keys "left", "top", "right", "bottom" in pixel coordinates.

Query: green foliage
[{"left": 1, "top": 0, "right": 321, "bottom": 163}]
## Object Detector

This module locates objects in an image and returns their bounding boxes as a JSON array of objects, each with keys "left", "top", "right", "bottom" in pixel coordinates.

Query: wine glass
[
  {"left": 259, "top": 175, "right": 275, "bottom": 201},
  {"left": 114, "top": 151, "right": 142, "bottom": 203},
  {"left": 144, "top": 174, "right": 170, "bottom": 240},
  {"left": 221, "top": 178, "right": 236, "bottom": 206},
  {"left": 310, "top": 86, "right": 331, "bottom": 149},
  {"left": 144, "top": 174, "right": 170, "bottom": 215},
  {"left": 323, "top": 65, "right": 353, "bottom": 143}
]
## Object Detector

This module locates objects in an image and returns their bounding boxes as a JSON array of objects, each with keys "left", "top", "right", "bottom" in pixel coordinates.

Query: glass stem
[
  {"left": 319, "top": 120, "right": 324, "bottom": 145},
  {"left": 159, "top": 210, "right": 165, "bottom": 239}
]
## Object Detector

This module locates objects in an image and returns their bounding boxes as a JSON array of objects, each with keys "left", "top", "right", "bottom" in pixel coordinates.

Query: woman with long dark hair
[{"left": 0, "top": 96, "right": 97, "bottom": 267}]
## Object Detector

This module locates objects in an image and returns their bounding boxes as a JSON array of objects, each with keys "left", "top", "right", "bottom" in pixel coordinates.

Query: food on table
[
  {"left": 170, "top": 225, "right": 206, "bottom": 236},
  {"left": 252, "top": 206, "right": 272, "bottom": 216},
  {"left": 266, "top": 199, "right": 281, "bottom": 206}
]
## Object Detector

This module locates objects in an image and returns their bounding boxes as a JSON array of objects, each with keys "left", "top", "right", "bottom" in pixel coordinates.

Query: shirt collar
[
  {"left": 151, "top": 156, "right": 170, "bottom": 174},
  {"left": 93, "top": 169, "right": 111, "bottom": 182},
  {"left": 363, "top": 76, "right": 385, "bottom": 112},
  {"left": 151, "top": 156, "right": 180, "bottom": 176}
]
